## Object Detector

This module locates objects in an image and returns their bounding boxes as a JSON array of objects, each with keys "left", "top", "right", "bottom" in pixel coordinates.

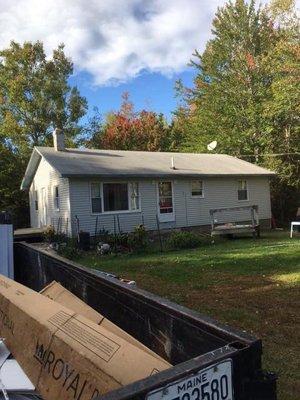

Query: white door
[
  {"left": 40, "top": 188, "right": 47, "bottom": 227},
  {"left": 157, "top": 181, "right": 175, "bottom": 222}
]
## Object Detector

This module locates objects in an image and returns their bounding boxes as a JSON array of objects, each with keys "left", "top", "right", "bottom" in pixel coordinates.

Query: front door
[
  {"left": 157, "top": 181, "right": 175, "bottom": 222},
  {"left": 40, "top": 187, "right": 47, "bottom": 227}
]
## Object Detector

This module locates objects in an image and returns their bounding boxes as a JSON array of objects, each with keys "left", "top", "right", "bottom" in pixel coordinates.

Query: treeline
[{"left": 0, "top": 0, "right": 299, "bottom": 227}]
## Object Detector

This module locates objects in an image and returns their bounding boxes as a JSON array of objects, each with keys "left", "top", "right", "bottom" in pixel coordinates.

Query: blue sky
[
  {"left": 70, "top": 69, "right": 196, "bottom": 122},
  {"left": 1, "top": 0, "right": 295, "bottom": 122},
  {"left": 1, "top": 0, "right": 227, "bottom": 121}
]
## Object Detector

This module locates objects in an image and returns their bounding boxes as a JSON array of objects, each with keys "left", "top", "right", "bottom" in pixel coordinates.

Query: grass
[{"left": 77, "top": 231, "right": 300, "bottom": 400}]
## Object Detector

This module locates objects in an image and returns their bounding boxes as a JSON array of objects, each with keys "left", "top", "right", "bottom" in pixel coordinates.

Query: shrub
[
  {"left": 57, "top": 243, "right": 82, "bottom": 260},
  {"left": 167, "top": 231, "right": 202, "bottom": 250},
  {"left": 128, "top": 224, "right": 148, "bottom": 252},
  {"left": 43, "top": 225, "right": 56, "bottom": 243},
  {"left": 96, "top": 229, "right": 129, "bottom": 247},
  {"left": 44, "top": 225, "right": 67, "bottom": 244},
  {"left": 114, "top": 231, "right": 130, "bottom": 247},
  {"left": 96, "top": 228, "right": 110, "bottom": 243}
]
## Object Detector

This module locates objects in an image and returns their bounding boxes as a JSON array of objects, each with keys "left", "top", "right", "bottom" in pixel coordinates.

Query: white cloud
[{"left": 0, "top": 0, "right": 269, "bottom": 85}]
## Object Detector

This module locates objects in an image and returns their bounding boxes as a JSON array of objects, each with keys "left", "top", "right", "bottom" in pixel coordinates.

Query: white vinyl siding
[
  {"left": 29, "top": 158, "right": 71, "bottom": 234},
  {"left": 174, "top": 178, "right": 270, "bottom": 228},
  {"left": 68, "top": 177, "right": 271, "bottom": 236},
  {"left": 29, "top": 169, "right": 271, "bottom": 237}
]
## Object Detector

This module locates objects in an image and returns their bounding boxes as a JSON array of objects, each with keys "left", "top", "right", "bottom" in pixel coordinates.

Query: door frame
[{"left": 156, "top": 181, "right": 175, "bottom": 223}]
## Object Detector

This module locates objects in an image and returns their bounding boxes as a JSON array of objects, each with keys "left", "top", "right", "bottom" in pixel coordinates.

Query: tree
[
  {"left": 175, "top": 0, "right": 299, "bottom": 222},
  {"left": 89, "top": 92, "right": 177, "bottom": 151},
  {"left": 176, "top": 0, "right": 277, "bottom": 154},
  {"left": 0, "top": 141, "right": 29, "bottom": 227},
  {"left": 262, "top": 0, "right": 300, "bottom": 221},
  {"left": 0, "top": 41, "right": 87, "bottom": 154},
  {"left": 0, "top": 41, "right": 87, "bottom": 226}
]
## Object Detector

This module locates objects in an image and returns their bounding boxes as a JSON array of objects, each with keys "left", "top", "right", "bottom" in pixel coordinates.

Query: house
[{"left": 21, "top": 129, "right": 275, "bottom": 236}]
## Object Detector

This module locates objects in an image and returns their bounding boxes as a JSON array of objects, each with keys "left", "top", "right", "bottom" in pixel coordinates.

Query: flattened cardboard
[
  {"left": 0, "top": 275, "right": 171, "bottom": 400},
  {"left": 40, "top": 281, "right": 170, "bottom": 361}
]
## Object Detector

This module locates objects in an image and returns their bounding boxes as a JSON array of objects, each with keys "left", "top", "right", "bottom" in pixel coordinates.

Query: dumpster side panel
[
  {"left": 14, "top": 242, "right": 276, "bottom": 400},
  {"left": 14, "top": 243, "right": 261, "bottom": 364}
]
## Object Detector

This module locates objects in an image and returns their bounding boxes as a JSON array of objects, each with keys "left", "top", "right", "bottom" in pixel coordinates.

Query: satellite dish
[{"left": 207, "top": 140, "right": 217, "bottom": 151}]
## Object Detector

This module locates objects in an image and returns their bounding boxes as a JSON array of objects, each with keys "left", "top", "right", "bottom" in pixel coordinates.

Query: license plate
[{"left": 146, "top": 359, "right": 233, "bottom": 400}]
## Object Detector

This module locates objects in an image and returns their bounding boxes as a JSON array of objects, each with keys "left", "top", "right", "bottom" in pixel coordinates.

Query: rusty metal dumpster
[{"left": 14, "top": 242, "right": 277, "bottom": 400}]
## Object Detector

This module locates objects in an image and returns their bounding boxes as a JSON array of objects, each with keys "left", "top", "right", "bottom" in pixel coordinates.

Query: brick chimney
[{"left": 53, "top": 128, "right": 65, "bottom": 151}]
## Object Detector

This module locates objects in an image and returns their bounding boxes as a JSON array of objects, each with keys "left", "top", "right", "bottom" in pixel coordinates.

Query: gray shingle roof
[{"left": 21, "top": 147, "right": 275, "bottom": 189}]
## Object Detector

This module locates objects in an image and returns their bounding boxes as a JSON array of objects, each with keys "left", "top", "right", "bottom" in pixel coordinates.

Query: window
[
  {"left": 130, "top": 182, "right": 140, "bottom": 210},
  {"left": 54, "top": 186, "right": 59, "bottom": 210},
  {"left": 191, "top": 180, "right": 204, "bottom": 197},
  {"left": 91, "top": 182, "right": 140, "bottom": 214},
  {"left": 103, "top": 183, "right": 128, "bottom": 212},
  {"left": 238, "top": 180, "right": 248, "bottom": 201},
  {"left": 91, "top": 183, "right": 102, "bottom": 213},
  {"left": 34, "top": 190, "right": 38, "bottom": 211},
  {"left": 158, "top": 182, "right": 173, "bottom": 214}
]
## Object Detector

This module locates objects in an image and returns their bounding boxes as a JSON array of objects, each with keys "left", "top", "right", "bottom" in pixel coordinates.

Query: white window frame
[
  {"left": 237, "top": 180, "right": 249, "bottom": 201},
  {"left": 90, "top": 181, "right": 141, "bottom": 215},
  {"left": 191, "top": 180, "right": 204, "bottom": 198},
  {"left": 53, "top": 185, "right": 60, "bottom": 211}
]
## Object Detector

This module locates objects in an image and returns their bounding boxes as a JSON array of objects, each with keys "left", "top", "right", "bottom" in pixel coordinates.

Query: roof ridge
[{"left": 37, "top": 146, "right": 230, "bottom": 156}]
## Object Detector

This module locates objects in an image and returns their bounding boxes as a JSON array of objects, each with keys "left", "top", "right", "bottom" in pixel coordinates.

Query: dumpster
[{"left": 13, "top": 242, "right": 277, "bottom": 400}]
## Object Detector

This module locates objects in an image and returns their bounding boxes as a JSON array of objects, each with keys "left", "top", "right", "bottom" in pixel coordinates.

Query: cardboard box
[
  {"left": 40, "top": 281, "right": 169, "bottom": 361},
  {"left": 40, "top": 281, "right": 103, "bottom": 325},
  {"left": 0, "top": 275, "right": 171, "bottom": 400}
]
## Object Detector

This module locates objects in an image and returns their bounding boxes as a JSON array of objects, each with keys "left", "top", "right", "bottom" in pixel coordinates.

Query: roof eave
[
  {"left": 20, "top": 149, "right": 42, "bottom": 190},
  {"left": 62, "top": 172, "right": 276, "bottom": 179}
]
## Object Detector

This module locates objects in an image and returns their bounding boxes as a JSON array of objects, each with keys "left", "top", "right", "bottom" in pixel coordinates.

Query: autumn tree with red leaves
[{"left": 89, "top": 92, "right": 178, "bottom": 151}]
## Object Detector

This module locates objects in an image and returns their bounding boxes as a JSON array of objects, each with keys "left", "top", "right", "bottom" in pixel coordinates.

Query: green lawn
[{"left": 77, "top": 231, "right": 300, "bottom": 400}]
